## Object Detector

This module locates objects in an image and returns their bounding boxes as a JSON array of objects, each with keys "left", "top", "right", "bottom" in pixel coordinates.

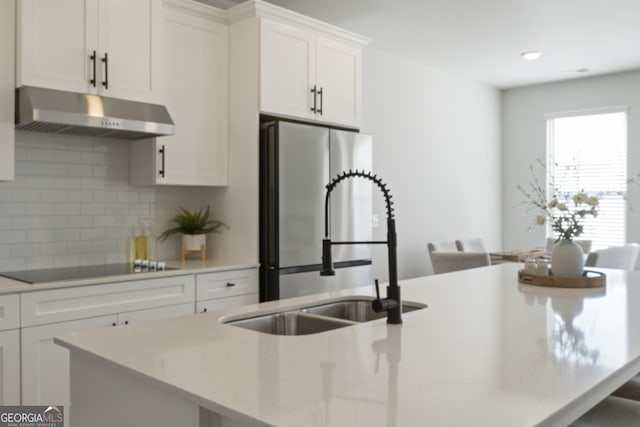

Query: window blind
[{"left": 547, "top": 110, "right": 627, "bottom": 250}]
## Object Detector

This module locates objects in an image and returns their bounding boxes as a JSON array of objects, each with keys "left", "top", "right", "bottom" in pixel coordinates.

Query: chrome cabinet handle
[{"left": 317, "top": 87, "right": 323, "bottom": 115}]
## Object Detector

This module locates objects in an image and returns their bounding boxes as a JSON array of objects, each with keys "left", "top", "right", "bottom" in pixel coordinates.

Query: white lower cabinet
[
  {"left": 20, "top": 275, "right": 196, "bottom": 425},
  {"left": 196, "top": 269, "right": 259, "bottom": 313},
  {"left": 0, "top": 329, "right": 20, "bottom": 405},
  {"left": 21, "top": 315, "right": 117, "bottom": 409}
]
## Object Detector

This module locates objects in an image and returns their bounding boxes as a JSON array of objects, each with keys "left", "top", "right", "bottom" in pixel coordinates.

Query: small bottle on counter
[
  {"left": 524, "top": 258, "right": 537, "bottom": 275},
  {"left": 134, "top": 224, "right": 148, "bottom": 260}
]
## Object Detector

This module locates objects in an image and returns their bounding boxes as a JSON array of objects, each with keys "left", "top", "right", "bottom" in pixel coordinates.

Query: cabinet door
[
  {"left": 21, "top": 315, "right": 117, "bottom": 412},
  {"left": 0, "top": 329, "right": 20, "bottom": 405},
  {"left": 316, "top": 36, "right": 362, "bottom": 128},
  {"left": 158, "top": 5, "right": 228, "bottom": 185},
  {"left": 260, "top": 18, "right": 316, "bottom": 120},
  {"left": 97, "top": 0, "right": 160, "bottom": 102},
  {"left": 17, "top": 0, "right": 98, "bottom": 93}
]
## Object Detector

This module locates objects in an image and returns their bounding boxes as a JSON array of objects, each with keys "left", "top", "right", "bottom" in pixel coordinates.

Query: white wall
[
  {"left": 502, "top": 70, "right": 640, "bottom": 252},
  {"left": 361, "top": 47, "right": 502, "bottom": 279}
]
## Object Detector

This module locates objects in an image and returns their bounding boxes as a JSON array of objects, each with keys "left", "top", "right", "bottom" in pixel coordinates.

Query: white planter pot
[
  {"left": 551, "top": 240, "right": 584, "bottom": 277},
  {"left": 182, "top": 234, "right": 206, "bottom": 251}
]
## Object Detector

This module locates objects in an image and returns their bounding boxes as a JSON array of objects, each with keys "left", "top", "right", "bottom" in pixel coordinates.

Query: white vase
[
  {"left": 551, "top": 240, "right": 584, "bottom": 277},
  {"left": 182, "top": 234, "right": 206, "bottom": 251}
]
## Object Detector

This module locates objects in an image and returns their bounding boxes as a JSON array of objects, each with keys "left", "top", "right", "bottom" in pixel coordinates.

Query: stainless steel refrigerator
[{"left": 260, "top": 119, "right": 373, "bottom": 301}]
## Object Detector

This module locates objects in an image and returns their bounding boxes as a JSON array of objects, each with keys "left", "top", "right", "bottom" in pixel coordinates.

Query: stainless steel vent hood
[{"left": 15, "top": 86, "right": 175, "bottom": 139}]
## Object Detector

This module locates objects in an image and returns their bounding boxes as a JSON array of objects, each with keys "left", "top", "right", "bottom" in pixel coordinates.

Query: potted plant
[{"left": 158, "top": 206, "right": 227, "bottom": 252}]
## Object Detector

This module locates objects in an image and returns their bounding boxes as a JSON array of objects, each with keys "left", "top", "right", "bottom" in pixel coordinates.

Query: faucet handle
[{"left": 374, "top": 279, "right": 381, "bottom": 300}]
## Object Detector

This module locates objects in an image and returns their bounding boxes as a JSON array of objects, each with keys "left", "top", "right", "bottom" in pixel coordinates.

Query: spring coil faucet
[{"left": 320, "top": 170, "right": 402, "bottom": 324}]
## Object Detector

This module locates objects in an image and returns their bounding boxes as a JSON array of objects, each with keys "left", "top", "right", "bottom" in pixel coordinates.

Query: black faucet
[{"left": 320, "top": 170, "right": 402, "bottom": 324}]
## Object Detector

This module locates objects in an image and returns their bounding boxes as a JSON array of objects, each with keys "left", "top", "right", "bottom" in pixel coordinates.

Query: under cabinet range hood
[{"left": 15, "top": 86, "right": 175, "bottom": 139}]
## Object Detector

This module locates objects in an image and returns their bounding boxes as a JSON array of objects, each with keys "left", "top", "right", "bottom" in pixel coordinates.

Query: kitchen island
[{"left": 55, "top": 263, "right": 640, "bottom": 426}]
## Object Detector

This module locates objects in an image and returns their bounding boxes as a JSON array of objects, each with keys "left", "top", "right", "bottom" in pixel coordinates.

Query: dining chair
[
  {"left": 428, "top": 251, "right": 491, "bottom": 275},
  {"left": 584, "top": 243, "right": 640, "bottom": 270},
  {"left": 546, "top": 237, "right": 592, "bottom": 254},
  {"left": 455, "top": 238, "right": 486, "bottom": 252},
  {"left": 570, "top": 395, "right": 640, "bottom": 426},
  {"left": 427, "top": 240, "right": 459, "bottom": 254}
]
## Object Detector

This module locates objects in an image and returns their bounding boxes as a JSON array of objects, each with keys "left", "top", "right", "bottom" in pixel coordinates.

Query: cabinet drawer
[
  {"left": 22, "top": 275, "right": 195, "bottom": 327},
  {"left": 196, "top": 294, "right": 258, "bottom": 314},
  {"left": 0, "top": 294, "right": 20, "bottom": 331},
  {"left": 196, "top": 269, "right": 258, "bottom": 301},
  {"left": 117, "top": 303, "right": 194, "bottom": 326}
]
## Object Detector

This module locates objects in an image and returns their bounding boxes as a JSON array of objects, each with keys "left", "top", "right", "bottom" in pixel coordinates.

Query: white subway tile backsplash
[
  {"left": 0, "top": 203, "right": 27, "bottom": 216},
  {"left": 53, "top": 254, "right": 81, "bottom": 267},
  {"left": 26, "top": 176, "right": 52, "bottom": 189},
  {"left": 16, "top": 161, "right": 41, "bottom": 176},
  {"left": 67, "top": 216, "right": 93, "bottom": 228},
  {"left": 40, "top": 242, "right": 68, "bottom": 256},
  {"left": 54, "top": 203, "right": 81, "bottom": 216},
  {"left": 0, "top": 230, "right": 26, "bottom": 244},
  {"left": 68, "top": 241, "right": 94, "bottom": 254},
  {"left": 81, "top": 228, "right": 106, "bottom": 241},
  {"left": 40, "top": 163, "right": 68, "bottom": 176},
  {"left": 0, "top": 258, "right": 25, "bottom": 271},
  {"left": 67, "top": 190, "right": 93, "bottom": 202},
  {"left": 81, "top": 152, "right": 105, "bottom": 165},
  {"left": 0, "top": 132, "right": 221, "bottom": 269},
  {"left": 68, "top": 164, "right": 93, "bottom": 177},
  {"left": 80, "top": 177, "right": 105, "bottom": 190},
  {"left": 10, "top": 189, "right": 40, "bottom": 202},
  {"left": 94, "top": 191, "right": 118, "bottom": 202},
  {"left": 40, "top": 190, "right": 68, "bottom": 202},
  {"left": 54, "top": 177, "right": 81, "bottom": 189},
  {"left": 26, "top": 256, "right": 55, "bottom": 270},
  {"left": 11, "top": 243, "right": 40, "bottom": 257},
  {"left": 0, "top": 217, "right": 10, "bottom": 230},
  {"left": 81, "top": 203, "right": 105, "bottom": 215},
  {"left": 12, "top": 217, "right": 40, "bottom": 229},
  {"left": 93, "top": 216, "right": 116, "bottom": 227},
  {"left": 27, "top": 203, "right": 54, "bottom": 216},
  {"left": 40, "top": 216, "right": 67, "bottom": 229}
]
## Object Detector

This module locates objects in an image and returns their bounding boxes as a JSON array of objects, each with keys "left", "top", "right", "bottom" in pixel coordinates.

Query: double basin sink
[{"left": 224, "top": 296, "right": 427, "bottom": 336}]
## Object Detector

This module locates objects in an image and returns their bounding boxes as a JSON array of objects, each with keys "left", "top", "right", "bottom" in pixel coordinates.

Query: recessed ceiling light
[{"left": 521, "top": 51, "right": 542, "bottom": 61}]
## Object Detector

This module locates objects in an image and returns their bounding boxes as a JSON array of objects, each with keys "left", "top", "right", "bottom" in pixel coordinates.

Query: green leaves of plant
[{"left": 158, "top": 205, "right": 228, "bottom": 242}]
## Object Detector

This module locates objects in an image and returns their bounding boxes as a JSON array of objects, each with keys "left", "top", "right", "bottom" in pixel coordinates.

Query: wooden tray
[
  {"left": 492, "top": 250, "right": 548, "bottom": 262},
  {"left": 518, "top": 269, "right": 606, "bottom": 288}
]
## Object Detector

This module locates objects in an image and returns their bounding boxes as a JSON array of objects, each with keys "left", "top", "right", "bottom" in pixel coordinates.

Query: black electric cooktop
[{"left": 0, "top": 263, "right": 174, "bottom": 284}]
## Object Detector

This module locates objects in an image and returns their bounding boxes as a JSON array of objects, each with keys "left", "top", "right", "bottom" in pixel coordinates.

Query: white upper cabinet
[
  {"left": 129, "top": 0, "right": 229, "bottom": 186},
  {"left": 260, "top": 19, "right": 316, "bottom": 120},
  {"left": 17, "top": 0, "right": 160, "bottom": 103},
  {"left": 259, "top": 15, "right": 366, "bottom": 128}
]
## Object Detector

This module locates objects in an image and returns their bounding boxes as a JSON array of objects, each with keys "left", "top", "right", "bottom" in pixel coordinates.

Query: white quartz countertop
[
  {"left": 55, "top": 263, "right": 640, "bottom": 426},
  {"left": 0, "top": 259, "right": 258, "bottom": 294}
]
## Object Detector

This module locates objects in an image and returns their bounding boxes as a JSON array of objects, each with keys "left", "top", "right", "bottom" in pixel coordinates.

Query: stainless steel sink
[
  {"left": 302, "top": 297, "right": 427, "bottom": 322},
  {"left": 224, "top": 296, "right": 427, "bottom": 335},
  {"left": 227, "top": 311, "right": 356, "bottom": 336}
]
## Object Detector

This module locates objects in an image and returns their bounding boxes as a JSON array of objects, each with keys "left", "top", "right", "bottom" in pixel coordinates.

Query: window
[{"left": 546, "top": 108, "right": 628, "bottom": 250}]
